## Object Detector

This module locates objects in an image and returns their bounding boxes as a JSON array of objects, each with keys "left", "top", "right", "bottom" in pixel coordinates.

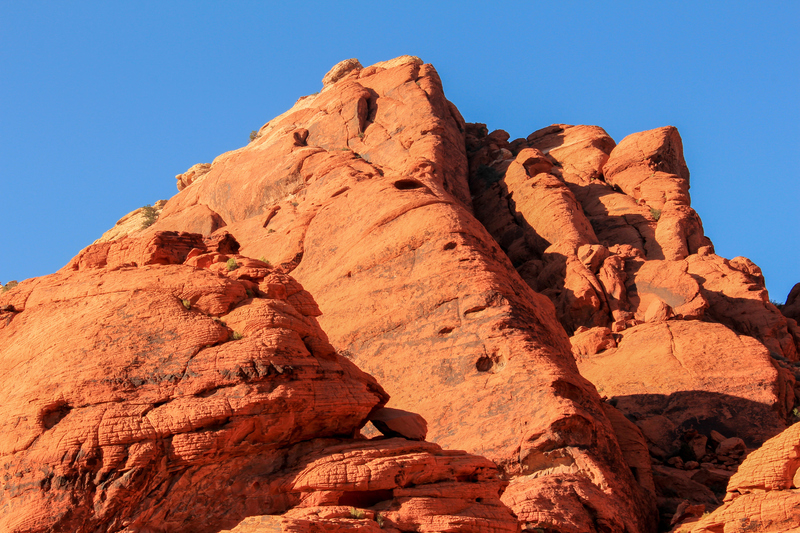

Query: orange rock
[
  {"left": 570, "top": 326, "right": 617, "bottom": 357},
  {"left": 603, "top": 126, "right": 691, "bottom": 209},
  {"left": 781, "top": 282, "right": 800, "bottom": 323},
  {"left": 366, "top": 407, "right": 427, "bottom": 440},
  {"left": 578, "top": 321, "right": 788, "bottom": 454},
  {"left": 144, "top": 59, "right": 655, "bottom": 531},
  {"left": 685, "top": 422, "right": 800, "bottom": 532},
  {"left": 686, "top": 253, "right": 798, "bottom": 361},
  {"left": 0, "top": 234, "right": 391, "bottom": 532},
  {"left": 176, "top": 162, "right": 212, "bottom": 191}
]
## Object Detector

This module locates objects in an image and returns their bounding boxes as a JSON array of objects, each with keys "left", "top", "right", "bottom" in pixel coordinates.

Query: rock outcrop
[
  {"left": 0, "top": 231, "right": 516, "bottom": 532},
  {"left": 680, "top": 422, "right": 800, "bottom": 532},
  {"left": 4, "top": 56, "right": 799, "bottom": 531},
  {"left": 144, "top": 57, "right": 656, "bottom": 532}
]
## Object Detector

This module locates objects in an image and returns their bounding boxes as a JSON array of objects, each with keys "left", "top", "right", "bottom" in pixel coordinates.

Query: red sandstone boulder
[{"left": 366, "top": 407, "right": 427, "bottom": 441}]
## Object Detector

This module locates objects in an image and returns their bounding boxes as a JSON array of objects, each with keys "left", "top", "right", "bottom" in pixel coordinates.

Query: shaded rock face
[
  {"left": 143, "top": 59, "right": 654, "bottom": 531},
  {"left": 0, "top": 232, "right": 517, "bottom": 533}
]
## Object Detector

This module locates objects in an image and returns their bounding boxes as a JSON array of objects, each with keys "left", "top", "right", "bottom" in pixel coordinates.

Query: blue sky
[{"left": 1, "top": 2, "right": 798, "bottom": 300}]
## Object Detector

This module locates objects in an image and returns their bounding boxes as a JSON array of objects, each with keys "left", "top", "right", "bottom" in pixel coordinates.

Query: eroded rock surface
[
  {"left": 0, "top": 231, "right": 518, "bottom": 532},
  {"left": 145, "top": 58, "right": 655, "bottom": 531},
  {"left": 682, "top": 422, "right": 800, "bottom": 532},
  {"left": 10, "top": 56, "right": 799, "bottom": 531}
]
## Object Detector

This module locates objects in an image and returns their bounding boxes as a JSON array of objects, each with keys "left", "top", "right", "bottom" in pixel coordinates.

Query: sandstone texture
[
  {"left": 0, "top": 231, "right": 515, "bottom": 532},
  {"left": 4, "top": 56, "right": 799, "bottom": 531},
  {"left": 681, "top": 422, "right": 800, "bottom": 532},
  {"left": 145, "top": 57, "right": 656, "bottom": 532}
]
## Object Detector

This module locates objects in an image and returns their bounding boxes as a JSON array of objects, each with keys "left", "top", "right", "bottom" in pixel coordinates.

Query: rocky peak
[{"left": 2, "top": 56, "right": 799, "bottom": 532}]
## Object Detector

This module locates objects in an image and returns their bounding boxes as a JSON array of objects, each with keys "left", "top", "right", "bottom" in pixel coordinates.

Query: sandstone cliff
[{"left": 1, "top": 56, "right": 798, "bottom": 532}]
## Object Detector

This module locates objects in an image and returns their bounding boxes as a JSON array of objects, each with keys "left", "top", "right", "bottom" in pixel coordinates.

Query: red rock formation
[
  {"left": 144, "top": 58, "right": 655, "bottom": 531},
  {"left": 683, "top": 422, "right": 800, "bottom": 532},
  {"left": 6, "top": 56, "right": 799, "bottom": 531},
  {"left": 464, "top": 120, "right": 798, "bottom": 525},
  {"left": 0, "top": 232, "right": 516, "bottom": 532}
]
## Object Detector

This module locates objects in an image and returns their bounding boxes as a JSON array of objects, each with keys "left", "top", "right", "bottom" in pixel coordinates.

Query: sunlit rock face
[{"left": 3, "top": 55, "right": 799, "bottom": 532}]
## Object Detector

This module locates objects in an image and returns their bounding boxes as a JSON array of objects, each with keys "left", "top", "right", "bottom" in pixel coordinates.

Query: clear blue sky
[{"left": 1, "top": 2, "right": 798, "bottom": 300}]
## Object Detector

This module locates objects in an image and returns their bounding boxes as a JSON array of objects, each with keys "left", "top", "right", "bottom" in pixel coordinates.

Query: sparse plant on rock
[
  {"left": 232, "top": 331, "right": 243, "bottom": 340},
  {"left": 650, "top": 207, "right": 662, "bottom": 221},
  {"left": 140, "top": 204, "right": 158, "bottom": 229},
  {"left": 1, "top": 280, "right": 19, "bottom": 293},
  {"left": 349, "top": 507, "right": 366, "bottom": 519},
  {"left": 181, "top": 299, "right": 191, "bottom": 310},
  {"left": 249, "top": 130, "right": 258, "bottom": 142},
  {"left": 226, "top": 258, "right": 239, "bottom": 271}
]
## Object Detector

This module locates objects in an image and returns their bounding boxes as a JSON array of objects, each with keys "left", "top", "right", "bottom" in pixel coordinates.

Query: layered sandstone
[
  {"left": 681, "top": 422, "right": 800, "bottom": 532},
  {"left": 0, "top": 231, "right": 516, "bottom": 532},
  {"left": 464, "top": 121, "right": 799, "bottom": 525}
]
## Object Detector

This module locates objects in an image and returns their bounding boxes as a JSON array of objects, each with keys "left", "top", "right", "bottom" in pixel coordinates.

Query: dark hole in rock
[
  {"left": 443, "top": 241, "right": 457, "bottom": 250},
  {"left": 394, "top": 179, "right": 424, "bottom": 190},
  {"left": 476, "top": 356, "right": 493, "bottom": 372},
  {"left": 338, "top": 489, "right": 394, "bottom": 508},
  {"left": 41, "top": 402, "right": 72, "bottom": 430},
  {"left": 438, "top": 327, "right": 454, "bottom": 335}
]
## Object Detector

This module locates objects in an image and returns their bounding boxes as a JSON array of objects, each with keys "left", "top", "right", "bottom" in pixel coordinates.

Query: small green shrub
[
  {"left": 291, "top": 201, "right": 299, "bottom": 207},
  {"left": 349, "top": 508, "right": 366, "bottom": 519},
  {"left": 181, "top": 299, "right": 191, "bottom": 310},
  {"left": 232, "top": 331, "right": 243, "bottom": 340},
  {"left": 376, "top": 513, "right": 385, "bottom": 527},
  {"left": 249, "top": 130, "right": 258, "bottom": 142},
  {"left": 140, "top": 204, "right": 158, "bottom": 229},
  {"left": 267, "top": 228, "right": 276, "bottom": 233},
  {"left": 650, "top": 207, "right": 662, "bottom": 221},
  {"left": 226, "top": 258, "right": 239, "bottom": 271},
  {"left": 793, "top": 407, "right": 800, "bottom": 419},
  {"left": 245, "top": 288, "right": 254, "bottom": 298},
  {"left": 258, "top": 256, "right": 272, "bottom": 266}
]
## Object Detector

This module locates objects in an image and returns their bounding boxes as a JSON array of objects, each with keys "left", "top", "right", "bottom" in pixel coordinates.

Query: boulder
[{"left": 366, "top": 407, "right": 427, "bottom": 440}]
